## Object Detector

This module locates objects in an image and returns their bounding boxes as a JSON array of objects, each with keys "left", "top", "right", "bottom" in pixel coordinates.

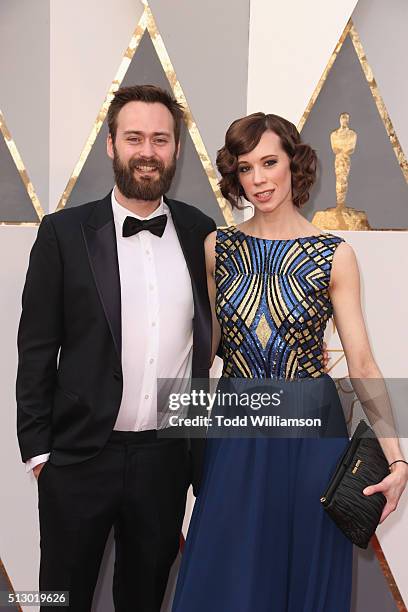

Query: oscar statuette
[{"left": 313, "top": 113, "right": 370, "bottom": 230}]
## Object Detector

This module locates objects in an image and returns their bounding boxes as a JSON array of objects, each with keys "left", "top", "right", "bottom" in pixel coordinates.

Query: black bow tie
[{"left": 122, "top": 214, "right": 167, "bottom": 238}]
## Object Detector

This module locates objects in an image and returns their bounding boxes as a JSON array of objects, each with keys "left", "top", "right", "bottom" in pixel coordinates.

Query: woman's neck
[{"left": 244, "top": 204, "right": 315, "bottom": 240}]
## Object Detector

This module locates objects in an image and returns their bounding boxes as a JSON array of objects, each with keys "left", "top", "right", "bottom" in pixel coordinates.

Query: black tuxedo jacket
[{"left": 16, "top": 192, "right": 216, "bottom": 492}]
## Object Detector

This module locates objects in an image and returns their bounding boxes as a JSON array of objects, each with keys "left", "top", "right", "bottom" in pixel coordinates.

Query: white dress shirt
[
  {"left": 112, "top": 190, "right": 194, "bottom": 430},
  {"left": 26, "top": 189, "right": 194, "bottom": 470}
]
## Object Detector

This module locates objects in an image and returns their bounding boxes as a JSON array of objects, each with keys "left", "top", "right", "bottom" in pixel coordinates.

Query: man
[{"left": 16, "top": 84, "right": 215, "bottom": 611}]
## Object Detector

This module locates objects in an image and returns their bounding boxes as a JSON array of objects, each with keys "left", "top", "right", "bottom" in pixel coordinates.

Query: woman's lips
[{"left": 254, "top": 189, "right": 275, "bottom": 203}]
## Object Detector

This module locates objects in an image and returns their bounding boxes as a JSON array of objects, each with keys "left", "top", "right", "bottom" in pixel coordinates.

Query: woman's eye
[
  {"left": 265, "top": 159, "right": 277, "bottom": 167},
  {"left": 238, "top": 166, "right": 250, "bottom": 173}
]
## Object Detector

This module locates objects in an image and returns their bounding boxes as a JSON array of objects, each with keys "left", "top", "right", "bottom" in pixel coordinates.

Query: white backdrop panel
[
  {"left": 247, "top": 0, "right": 358, "bottom": 123},
  {"left": 0, "top": 228, "right": 41, "bottom": 611}
]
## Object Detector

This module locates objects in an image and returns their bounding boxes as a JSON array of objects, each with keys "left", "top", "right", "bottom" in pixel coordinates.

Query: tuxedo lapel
[
  {"left": 82, "top": 193, "right": 122, "bottom": 359},
  {"left": 166, "top": 198, "right": 201, "bottom": 291},
  {"left": 166, "top": 197, "right": 212, "bottom": 376}
]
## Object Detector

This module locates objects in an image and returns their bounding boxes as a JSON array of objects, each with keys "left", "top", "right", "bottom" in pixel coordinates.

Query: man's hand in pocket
[{"left": 33, "top": 462, "right": 47, "bottom": 480}]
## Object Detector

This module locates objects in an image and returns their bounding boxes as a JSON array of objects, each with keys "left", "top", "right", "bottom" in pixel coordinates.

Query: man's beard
[{"left": 112, "top": 145, "right": 177, "bottom": 201}]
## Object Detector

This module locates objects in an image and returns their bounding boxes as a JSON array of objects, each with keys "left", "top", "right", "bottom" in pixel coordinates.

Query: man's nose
[{"left": 139, "top": 140, "right": 155, "bottom": 157}]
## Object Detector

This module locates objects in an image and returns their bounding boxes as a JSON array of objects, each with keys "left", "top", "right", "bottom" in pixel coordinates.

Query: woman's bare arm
[
  {"left": 330, "top": 242, "right": 407, "bottom": 522},
  {"left": 204, "top": 231, "right": 221, "bottom": 366}
]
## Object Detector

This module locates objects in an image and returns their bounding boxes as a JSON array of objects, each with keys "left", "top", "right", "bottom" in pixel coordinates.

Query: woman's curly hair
[{"left": 216, "top": 112, "right": 317, "bottom": 209}]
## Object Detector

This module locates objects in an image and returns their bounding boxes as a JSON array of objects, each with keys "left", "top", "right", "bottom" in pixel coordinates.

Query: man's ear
[
  {"left": 176, "top": 141, "right": 181, "bottom": 160},
  {"left": 107, "top": 134, "right": 114, "bottom": 160}
]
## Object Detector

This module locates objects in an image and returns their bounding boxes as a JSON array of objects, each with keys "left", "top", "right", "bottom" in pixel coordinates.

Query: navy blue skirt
[{"left": 172, "top": 411, "right": 353, "bottom": 611}]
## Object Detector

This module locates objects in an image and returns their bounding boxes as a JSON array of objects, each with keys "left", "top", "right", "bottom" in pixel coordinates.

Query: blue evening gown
[{"left": 173, "top": 228, "right": 353, "bottom": 612}]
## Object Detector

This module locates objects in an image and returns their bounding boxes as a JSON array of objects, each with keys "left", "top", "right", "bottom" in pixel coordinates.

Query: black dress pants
[{"left": 37, "top": 431, "right": 190, "bottom": 611}]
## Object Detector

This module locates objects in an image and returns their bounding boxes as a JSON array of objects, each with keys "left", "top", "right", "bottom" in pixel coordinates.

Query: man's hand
[
  {"left": 322, "top": 341, "right": 330, "bottom": 371},
  {"left": 33, "top": 462, "right": 47, "bottom": 480}
]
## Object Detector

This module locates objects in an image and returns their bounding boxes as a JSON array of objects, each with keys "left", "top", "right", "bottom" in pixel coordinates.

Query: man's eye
[{"left": 154, "top": 139, "right": 168, "bottom": 145}]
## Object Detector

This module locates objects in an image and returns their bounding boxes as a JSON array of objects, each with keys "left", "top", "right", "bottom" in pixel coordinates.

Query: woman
[{"left": 172, "top": 113, "right": 408, "bottom": 611}]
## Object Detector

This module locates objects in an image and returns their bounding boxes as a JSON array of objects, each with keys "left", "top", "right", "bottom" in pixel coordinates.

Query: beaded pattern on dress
[{"left": 215, "top": 227, "right": 344, "bottom": 380}]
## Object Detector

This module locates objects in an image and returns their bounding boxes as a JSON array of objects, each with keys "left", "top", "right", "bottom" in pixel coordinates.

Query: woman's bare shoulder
[
  {"left": 204, "top": 230, "right": 217, "bottom": 273},
  {"left": 204, "top": 229, "right": 217, "bottom": 247}
]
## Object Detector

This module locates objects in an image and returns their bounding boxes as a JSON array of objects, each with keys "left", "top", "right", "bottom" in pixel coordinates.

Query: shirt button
[
  {"left": 145, "top": 394, "right": 150, "bottom": 400},
  {"left": 149, "top": 358, "right": 154, "bottom": 364},
  {"left": 145, "top": 249, "right": 150, "bottom": 255},
  {"left": 152, "top": 321, "right": 156, "bottom": 327},
  {"left": 149, "top": 284, "right": 154, "bottom": 291}
]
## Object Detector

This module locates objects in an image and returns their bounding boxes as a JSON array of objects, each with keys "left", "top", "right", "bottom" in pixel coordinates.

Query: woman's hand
[{"left": 363, "top": 462, "right": 408, "bottom": 523}]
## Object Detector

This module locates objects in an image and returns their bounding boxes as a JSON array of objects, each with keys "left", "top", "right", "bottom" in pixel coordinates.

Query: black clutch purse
[{"left": 320, "top": 420, "right": 390, "bottom": 549}]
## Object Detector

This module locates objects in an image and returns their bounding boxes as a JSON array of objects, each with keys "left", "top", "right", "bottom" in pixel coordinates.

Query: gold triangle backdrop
[
  {"left": 0, "top": 109, "right": 44, "bottom": 225},
  {"left": 298, "top": 19, "right": 408, "bottom": 184},
  {"left": 54, "top": 0, "right": 234, "bottom": 225}
]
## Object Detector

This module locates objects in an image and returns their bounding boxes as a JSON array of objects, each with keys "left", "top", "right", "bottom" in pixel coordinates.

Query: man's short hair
[{"left": 107, "top": 84, "right": 185, "bottom": 145}]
